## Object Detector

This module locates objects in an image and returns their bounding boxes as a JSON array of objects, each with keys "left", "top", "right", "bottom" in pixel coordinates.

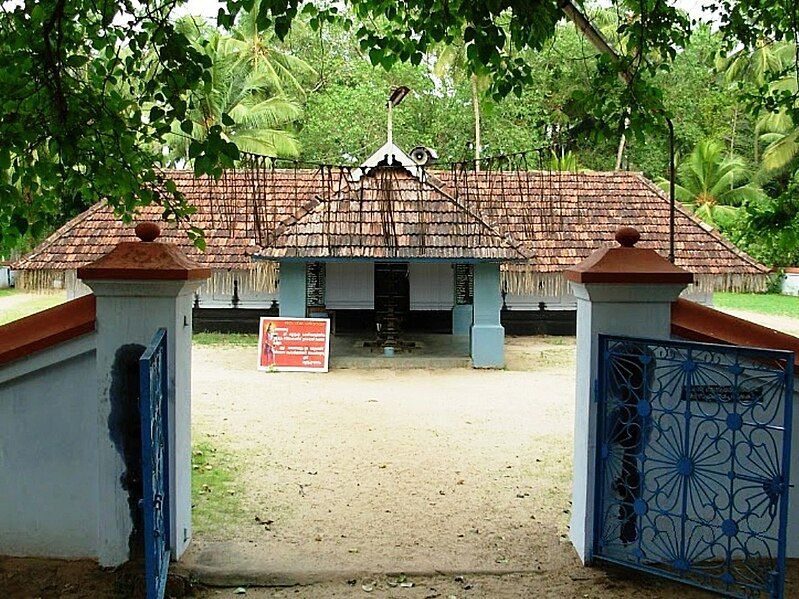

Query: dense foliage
[{"left": 1, "top": 1, "right": 798, "bottom": 266}]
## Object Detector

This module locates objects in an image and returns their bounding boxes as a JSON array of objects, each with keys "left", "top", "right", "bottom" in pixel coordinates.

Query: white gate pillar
[
  {"left": 79, "top": 222, "right": 210, "bottom": 566},
  {"left": 564, "top": 227, "right": 693, "bottom": 564}
]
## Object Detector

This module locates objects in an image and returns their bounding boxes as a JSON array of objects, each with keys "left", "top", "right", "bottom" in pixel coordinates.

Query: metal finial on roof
[{"left": 135, "top": 222, "right": 161, "bottom": 242}]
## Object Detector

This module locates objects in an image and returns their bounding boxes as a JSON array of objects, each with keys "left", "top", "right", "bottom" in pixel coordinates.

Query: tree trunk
[
  {"left": 753, "top": 114, "right": 760, "bottom": 164},
  {"left": 615, "top": 113, "right": 632, "bottom": 170},
  {"left": 471, "top": 74, "right": 481, "bottom": 172},
  {"left": 615, "top": 132, "right": 626, "bottom": 170},
  {"left": 729, "top": 106, "right": 738, "bottom": 159}
]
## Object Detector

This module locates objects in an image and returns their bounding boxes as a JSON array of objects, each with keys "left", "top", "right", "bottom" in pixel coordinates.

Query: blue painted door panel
[{"left": 140, "top": 328, "right": 170, "bottom": 599}]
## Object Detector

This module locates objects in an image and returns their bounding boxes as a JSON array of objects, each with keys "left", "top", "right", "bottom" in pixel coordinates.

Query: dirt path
[
  {"left": 184, "top": 338, "right": 798, "bottom": 597},
  {"left": 186, "top": 339, "right": 577, "bottom": 582}
]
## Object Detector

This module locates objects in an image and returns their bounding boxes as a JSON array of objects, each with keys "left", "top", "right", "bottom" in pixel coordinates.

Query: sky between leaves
[{"left": 177, "top": 0, "right": 719, "bottom": 26}]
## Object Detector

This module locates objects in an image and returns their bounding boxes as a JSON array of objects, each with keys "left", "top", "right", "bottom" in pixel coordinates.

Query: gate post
[
  {"left": 564, "top": 227, "right": 693, "bottom": 564},
  {"left": 78, "top": 223, "right": 210, "bottom": 567}
]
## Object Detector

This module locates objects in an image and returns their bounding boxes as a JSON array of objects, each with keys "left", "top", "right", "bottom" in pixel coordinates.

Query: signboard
[
  {"left": 454, "top": 264, "right": 474, "bottom": 305},
  {"left": 258, "top": 317, "right": 330, "bottom": 372},
  {"left": 306, "top": 262, "right": 326, "bottom": 307}
]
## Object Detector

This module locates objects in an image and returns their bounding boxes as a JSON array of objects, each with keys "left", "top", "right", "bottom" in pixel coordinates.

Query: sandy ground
[
  {"left": 186, "top": 338, "right": 578, "bottom": 581},
  {"left": 184, "top": 337, "right": 797, "bottom": 598}
]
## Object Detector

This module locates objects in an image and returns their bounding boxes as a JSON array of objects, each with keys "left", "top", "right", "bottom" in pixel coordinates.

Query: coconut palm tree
[
  {"left": 433, "top": 39, "right": 491, "bottom": 170},
  {"left": 165, "top": 16, "right": 304, "bottom": 164},
  {"left": 717, "top": 39, "right": 793, "bottom": 87},
  {"left": 757, "top": 74, "right": 799, "bottom": 172},
  {"left": 660, "top": 139, "right": 765, "bottom": 229},
  {"left": 228, "top": 0, "right": 317, "bottom": 100},
  {"left": 717, "top": 40, "right": 796, "bottom": 163},
  {"left": 548, "top": 150, "right": 580, "bottom": 171}
]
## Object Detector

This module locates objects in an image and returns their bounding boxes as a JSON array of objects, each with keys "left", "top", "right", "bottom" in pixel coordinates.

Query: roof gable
[{"left": 256, "top": 166, "right": 530, "bottom": 261}]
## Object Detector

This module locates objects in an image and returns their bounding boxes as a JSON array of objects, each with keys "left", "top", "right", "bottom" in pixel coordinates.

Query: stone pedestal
[
  {"left": 564, "top": 226, "right": 692, "bottom": 564},
  {"left": 78, "top": 223, "right": 210, "bottom": 566}
]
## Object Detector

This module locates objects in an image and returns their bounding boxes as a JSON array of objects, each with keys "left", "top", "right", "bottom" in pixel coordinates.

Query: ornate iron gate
[
  {"left": 139, "top": 328, "right": 170, "bottom": 599},
  {"left": 594, "top": 335, "right": 793, "bottom": 598}
]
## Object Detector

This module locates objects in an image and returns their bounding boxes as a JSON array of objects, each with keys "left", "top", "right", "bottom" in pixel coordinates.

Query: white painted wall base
[{"left": 782, "top": 272, "right": 799, "bottom": 296}]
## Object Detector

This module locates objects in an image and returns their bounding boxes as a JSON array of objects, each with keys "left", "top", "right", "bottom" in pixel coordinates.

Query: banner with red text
[{"left": 257, "top": 317, "right": 330, "bottom": 372}]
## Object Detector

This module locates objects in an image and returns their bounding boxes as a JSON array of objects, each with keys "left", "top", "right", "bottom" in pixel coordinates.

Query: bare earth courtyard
[
  {"left": 184, "top": 337, "right": 797, "bottom": 598},
  {"left": 187, "top": 337, "right": 578, "bottom": 581}
]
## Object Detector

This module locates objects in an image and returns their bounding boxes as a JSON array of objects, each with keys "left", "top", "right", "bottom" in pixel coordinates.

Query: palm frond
[
  {"left": 762, "top": 129, "right": 799, "bottom": 171},
  {"left": 231, "top": 129, "right": 300, "bottom": 157}
]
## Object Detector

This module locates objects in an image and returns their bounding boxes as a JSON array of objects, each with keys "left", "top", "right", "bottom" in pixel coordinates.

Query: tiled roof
[
  {"left": 257, "top": 167, "right": 530, "bottom": 260},
  {"left": 14, "top": 167, "right": 767, "bottom": 278},
  {"left": 436, "top": 170, "right": 767, "bottom": 275},
  {"left": 14, "top": 170, "right": 322, "bottom": 271}
]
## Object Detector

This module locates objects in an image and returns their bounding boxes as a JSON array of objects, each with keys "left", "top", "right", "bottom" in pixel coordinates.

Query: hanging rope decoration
[{"left": 192, "top": 148, "right": 769, "bottom": 296}]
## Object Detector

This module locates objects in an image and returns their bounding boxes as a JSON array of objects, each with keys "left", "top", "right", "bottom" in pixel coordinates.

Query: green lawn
[
  {"left": 0, "top": 290, "right": 67, "bottom": 325},
  {"left": 193, "top": 332, "right": 259, "bottom": 346},
  {"left": 714, "top": 292, "right": 799, "bottom": 318},
  {"left": 191, "top": 438, "right": 248, "bottom": 537}
]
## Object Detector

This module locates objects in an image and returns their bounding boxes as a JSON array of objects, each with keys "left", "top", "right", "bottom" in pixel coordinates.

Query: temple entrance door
[{"left": 374, "top": 262, "right": 410, "bottom": 344}]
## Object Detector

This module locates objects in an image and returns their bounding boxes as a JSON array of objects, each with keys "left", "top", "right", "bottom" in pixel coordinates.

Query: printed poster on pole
[{"left": 258, "top": 317, "right": 330, "bottom": 372}]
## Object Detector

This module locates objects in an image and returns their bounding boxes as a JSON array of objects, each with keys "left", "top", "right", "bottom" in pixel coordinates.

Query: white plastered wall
[
  {"left": 326, "top": 263, "right": 374, "bottom": 309},
  {"left": 409, "top": 263, "right": 454, "bottom": 310},
  {"left": 0, "top": 334, "right": 98, "bottom": 558}
]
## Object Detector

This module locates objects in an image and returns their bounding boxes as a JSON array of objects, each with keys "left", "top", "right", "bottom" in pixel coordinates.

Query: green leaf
[{"left": 66, "top": 55, "right": 89, "bottom": 68}]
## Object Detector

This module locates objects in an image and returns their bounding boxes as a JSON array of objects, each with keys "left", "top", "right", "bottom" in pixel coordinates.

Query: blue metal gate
[
  {"left": 139, "top": 328, "right": 170, "bottom": 599},
  {"left": 594, "top": 335, "right": 793, "bottom": 598}
]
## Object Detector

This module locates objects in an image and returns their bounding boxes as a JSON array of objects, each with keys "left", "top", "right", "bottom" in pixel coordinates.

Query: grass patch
[
  {"left": 714, "top": 292, "right": 799, "bottom": 318},
  {"left": 191, "top": 439, "right": 248, "bottom": 537},
  {"left": 0, "top": 292, "right": 67, "bottom": 325},
  {"left": 0, "top": 288, "right": 17, "bottom": 298},
  {"left": 192, "top": 332, "right": 259, "bottom": 347}
]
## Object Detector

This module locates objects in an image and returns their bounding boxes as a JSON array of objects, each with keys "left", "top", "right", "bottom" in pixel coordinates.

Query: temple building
[{"left": 12, "top": 142, "right": 769, "bottom": 367}]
